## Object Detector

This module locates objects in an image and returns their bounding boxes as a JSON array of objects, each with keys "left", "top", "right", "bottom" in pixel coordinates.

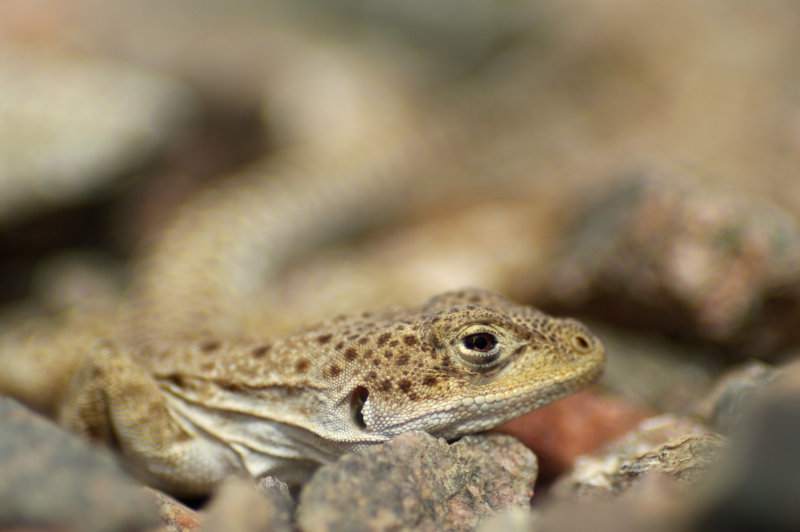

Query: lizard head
[{"left": 346, "top": 288, "right": 605, "bottom": 441}]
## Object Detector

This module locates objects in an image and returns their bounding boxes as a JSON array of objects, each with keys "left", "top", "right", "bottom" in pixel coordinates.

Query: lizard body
[{"left": 53, "top": 289, "right": 604, "bottom": 496}]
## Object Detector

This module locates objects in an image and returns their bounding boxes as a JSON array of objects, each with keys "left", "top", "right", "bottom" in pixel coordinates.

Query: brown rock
[
  {"left": 540, "top": 169, "right": 800, "bottom": 358},
  {"left": 202, "top": 477, "right": 293, "bottom": 532},
  {"left": 144, "top": 487, "right": 201, "bottom": 532},
  {"left": 296, "top": 431, "right": 537, "bottom": 532}
]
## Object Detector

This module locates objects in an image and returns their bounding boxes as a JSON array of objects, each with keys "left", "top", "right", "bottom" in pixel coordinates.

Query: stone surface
[
  {"left": 145, "top": 487, "right": 202, "bottom": 532},
  {"left": 0, "top": 398, "right": 161, "bottom": 532},
  {"left": 692, "top": 360, "right": 781, "bottom": 433},
  {"left": 552, "top": 415, "right": 720, "bottom": 499},
  {"left": 202, "top": 477, "right": 293, "bottom": 532},
  {"left": 540, "top": 170, "right": 800, "bottom": 358},
  {"left": 296, "top": 431, "right": 537, "bottom": 532},
  {"left": 0, "top": 44, "right": 197, "bottom": 225},
  {"left": 690, "top": 361, "right": 800, "bottom": 532}
]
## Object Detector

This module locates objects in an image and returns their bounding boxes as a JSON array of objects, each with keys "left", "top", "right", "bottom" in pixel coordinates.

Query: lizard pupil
[{"left": 463, "top": 333, "right": 496, "bottom": 352}]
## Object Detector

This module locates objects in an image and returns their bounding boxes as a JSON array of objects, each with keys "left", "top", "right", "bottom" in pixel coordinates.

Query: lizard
[{"left": 47, "top": 288, "right": 605, "bottom": 497}]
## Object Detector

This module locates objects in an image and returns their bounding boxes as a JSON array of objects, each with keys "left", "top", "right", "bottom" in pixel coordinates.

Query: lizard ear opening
[{"left": 349, "top": 386, "right": 369, "bottom": 430}]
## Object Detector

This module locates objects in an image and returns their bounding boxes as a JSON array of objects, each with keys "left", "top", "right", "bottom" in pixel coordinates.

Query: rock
[
  {"left": 144, "top": 487, "right": 202, "bottom": 532},
  {"left": 540, "top": 169, "right": 800, "bottom": 358},
  {"left": 552, "top": 415, "right": 721, "bottom": 499},
  {"left": 689, "top": 361, "right": 800, "bottom": 532},
  {"left": 495, "top": 390, "right": 652, "bottom": 483},
  {"left": 692, "top": 360, "right": 781, "bottom": 433},
  {"left": 0, "top": 44, "right": 197, "bottom": 224},
  {"left": 0, "top": 398, "right": 161, "bottom": 532},
  {"left": 202, "top": 477, "right": 293, "bottom": 532},
  {"left": 296, "top": 431, "right": 538, "bottom": 532}
]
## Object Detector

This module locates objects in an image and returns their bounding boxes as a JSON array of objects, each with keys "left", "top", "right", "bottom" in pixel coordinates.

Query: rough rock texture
[
  {"left": 552, "top": 415, "right": 720, "bottom": 499},
  {"left": 0, "top": 398, "right": 161, "bottom": 532},
  {"left": 540, "top": 170, "right": 800, "bottom": 358},
  {"left": 296, "top": 431, "right": 538, "bottom": 532},
  {"left": 202, "top": 477, "right": 293, "bottom": 532}
]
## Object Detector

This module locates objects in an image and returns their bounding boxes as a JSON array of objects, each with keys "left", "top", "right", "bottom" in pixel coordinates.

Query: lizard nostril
[{"left": 571, "top": 333, "right": 592, "bottom": 353}]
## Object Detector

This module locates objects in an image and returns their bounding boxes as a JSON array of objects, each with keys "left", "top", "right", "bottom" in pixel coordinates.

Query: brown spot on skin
[
  {"left": 408, "top": 392, "right": 419, "bottom": 401},
  {"left": 252, "top": 344, "right": 271, "bottom": 358},
  {"left": 329, "top": 365, "right": 342, "bottom": 378},
  {"left": 379, "top": 379, "right": 392, "bottom": 392},
  {"left": 430, "top": 351, "right": 439, "bottom": 360},
  {"left": 383, "top": 350, "right": 393, "bottom": 360},
  {"left": 403, "top": 335, "right": 418, "bottom": 346},
  {"left": 377, "top": 333, "right": 391, "bottom": 346},
  {"left": 513, "top": 345, "right": 526, "bottom": 357},
  {"left": 364, "top": 349, "right": 374, "bottom": 359},
  {"left": 219, "top": 381, "right": 246, "bottom": 392},
  {"left": 199, "top": 340, "right": 220, "bottom": 353},
  {"left": 372, "top": 359, "right": 380, "bottom": 366},
  {"left": 344, "top": 348, "right": 358, "bottom": 362},
  {"left": 398, "top": 379, "right": 413, "bottom": 393},
  {"left": 367, "top": 370, "right": 377, "bottom": 380},
  {"left": 295, "top": 359, "right": 310, "bottom": 373},
  {"left": 200, "top": 361, "right": 216, "bottom": 372},
  {"left": 335, "top": 341, "right": 345, "bottom": 350},
  {"left": 396, "top": 354, "right": 409, "bottom": 366},
  {"left": 389, "top": 340, "right": 399, "bottom": 348},
  {"left": 423, "top": 375, "right": 438, "bottom": 387},
  {"left": 316, "top": 334, "right": 333, "bottom": 345},
  {"left": 358, "top": 337, "right": 369, "bottom": 346},
  {"left": 347, "top": 334, "right": 359, "bottom": 341}
]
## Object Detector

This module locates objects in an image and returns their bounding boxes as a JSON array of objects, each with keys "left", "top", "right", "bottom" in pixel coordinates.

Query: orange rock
[{"left": 494, "top": 390, "right": 652, "bottom": 483}]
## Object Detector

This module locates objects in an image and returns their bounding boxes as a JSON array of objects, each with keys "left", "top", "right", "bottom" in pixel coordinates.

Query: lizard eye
[
  {"left": 458, "top": 331, "right": 502, "bottom": 366},
  {"left": 462, "top": 333, "right": 497, "bottom": 353}
]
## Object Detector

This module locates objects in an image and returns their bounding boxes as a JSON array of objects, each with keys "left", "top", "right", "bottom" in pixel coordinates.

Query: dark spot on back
[
  {"left": 328, "top": 365, "right": 342, "bottom": 378},
  {"left": 295, "top": 359, "right": 310, "bottom": 373},
  {"left": 316, "top": 334, "right": 333, "bottom": 345},
  {"left": 377, "top": 333, "right": 391, "bottom": 346},
  {"left": 396, "top": 354, "right": 409, "bottom": 366},
  {"left": 383, "top": 350, "right": 393, "bottom": 360},
  {"left": 252, "top": 344, "right": 271, "bottom": 358},
  {"left": 344, "top": 348, "right": 358, "bottom": 362},
  {"left": 403, "top": 335, "right": 418, "bottom": 346},
  {"left": 379, "top": 379, "right": 392, "bottom": 392},
  {"left": 357, "top": 337, "right": 369, "bottom": 346},
  {"left": 199, "top": 340, "right": 220, "bottom": 353},
  {"left": 423, "top": 375, "right": 438, "bottom": 386},
  {"left": 389, "top": 340, "right": 399, "bottom": 348},
  {"left": 398, "top": 379, "right": 413, "bottom": 393},
  {"left": 367, "top": 370, "right": 377, "bottom": 380},
  {"left": 335, "top": 341, "right": 345, "bottom": 350}
]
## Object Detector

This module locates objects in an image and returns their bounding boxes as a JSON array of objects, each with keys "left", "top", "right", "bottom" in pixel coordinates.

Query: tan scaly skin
[{"left": 54, "top": 288, "right": 604, "bottom": 496}]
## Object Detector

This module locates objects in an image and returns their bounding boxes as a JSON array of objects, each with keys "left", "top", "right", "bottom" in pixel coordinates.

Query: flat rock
[
  {"left": 0, "top": 397, "right": 161, "bottom": 532},
  {"left": 296, "top": 431, "right": 538, "bottom": 532},
  {"left": 552, "top": 415, "right": 722, "bottom": 499},
  {"left": 540, "top": 168, "right": 800, "bottom": 358},
  {"left": 202, "top": 476, "right": 293, "bottom": 532}
]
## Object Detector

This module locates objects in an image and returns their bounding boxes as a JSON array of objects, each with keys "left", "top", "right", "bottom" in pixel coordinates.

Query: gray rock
[
  {"left": 693, "top": 360, "right": 781, "bottom": 433},
  {"left": 296, "top": 431, "right": 538, "bottom": 532},
  {"left": 690, "top": 360, "right": 800, "bottom": 532},
  {"left": 0, "top": 397, "right": 161, "bottom": 531}
]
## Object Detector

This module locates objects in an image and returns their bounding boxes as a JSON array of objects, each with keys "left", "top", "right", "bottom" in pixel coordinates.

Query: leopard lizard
[{"left": 24, "top": 288, "right": 605, "bottom": 496}]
